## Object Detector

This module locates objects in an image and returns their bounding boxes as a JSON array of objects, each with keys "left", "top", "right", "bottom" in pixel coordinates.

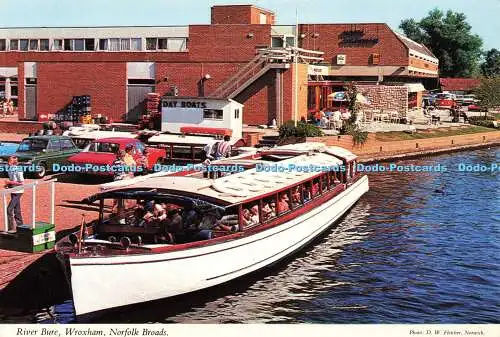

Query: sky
[{"left": 1, "top": 0, "right": 498, "bottom": 50}]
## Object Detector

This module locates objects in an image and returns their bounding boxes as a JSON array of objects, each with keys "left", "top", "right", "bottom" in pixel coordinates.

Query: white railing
[{"left": 1, "top": 179, "right": 57, "bottom": 231}]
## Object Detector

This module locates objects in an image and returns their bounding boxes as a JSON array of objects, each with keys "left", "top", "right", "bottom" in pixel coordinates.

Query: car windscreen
[
  {"left": 17, "top": 139, "right": 48, "bottom": 152},
  {"left": 84, "top": 142, "right": 120, "bottom": 153}
]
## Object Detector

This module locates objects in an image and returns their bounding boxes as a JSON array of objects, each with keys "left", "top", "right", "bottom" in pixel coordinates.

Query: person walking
[{"left": 5, "top": 156, "right": 24, "bottom": 232}]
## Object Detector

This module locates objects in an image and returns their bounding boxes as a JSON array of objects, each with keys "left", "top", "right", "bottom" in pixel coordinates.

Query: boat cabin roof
[{"left": 92, "top": 146, "right": 349, "bottom": 205}]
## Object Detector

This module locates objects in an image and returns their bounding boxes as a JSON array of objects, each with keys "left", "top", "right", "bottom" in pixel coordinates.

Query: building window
[
  {"left": 53, "top": 39, "right": 63, "bottom": 50},
  {"left": 146, "top": 38, "right": 156, "bottom": 50},
  {"left": 85, "top": 39, "right": 94, "bottom": 51},
  {"left": 29, "top": 39, "right": 38, "bottom": 50},
  {"left": 64, "top": 39, "right": 73, "bottom": 51},
  {"left": 40, "top": 39, "right": 49, "bottom": 51},
  {"left": 10, "top": 39, "right": 19, "bottom": 51},
  {"left": 167, "top": 38, "right": 186, "bottom": 51},
  {"left": 131, "top": 38, "right": 141, "bottom": 51},
  {"left": 203, "top": 109, "right": 223, "bottom": 120},
  {"left": 271, "top": 36, "right": 283, "bottom": 48},
  {"left": 109, "top": 38, "right": 120, "bottom": 51},
  {"left": 0, "top": 39, "right": 5, "bottom": 51},
  {"left": 158, "top": 38, "right": 168, "bottom": 50},
  {"left": 74, "top": 39, "right": 84, "bottom": 51},
  {"left": 120, "top": 38, "right": 130, "bottom": 51},
  {"left": 20, "top": 39, "right": 29, "bottom": 51},
  {"left": 285, "top": 36, "right": 295, "bottom": 47},
  {"left": 234, "top": 109, "right": 240, "bottom": 119},
  {"left": 98, "top": 39, "right": 108, "bottom": 51}
]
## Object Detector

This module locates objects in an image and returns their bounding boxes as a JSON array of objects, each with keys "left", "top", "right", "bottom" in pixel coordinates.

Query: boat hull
[{"left": 68, "top": 175, "right": 369, "bottom": 316}]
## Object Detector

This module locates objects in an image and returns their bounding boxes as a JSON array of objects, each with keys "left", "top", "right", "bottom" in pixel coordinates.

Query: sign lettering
[{"left": 162, "top": 101, "right": 207, "bottom": 109}]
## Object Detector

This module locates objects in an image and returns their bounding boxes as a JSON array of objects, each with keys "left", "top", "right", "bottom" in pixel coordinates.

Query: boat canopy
[{"left": 83, "top": 189, "right": 227, "bottom": 212}]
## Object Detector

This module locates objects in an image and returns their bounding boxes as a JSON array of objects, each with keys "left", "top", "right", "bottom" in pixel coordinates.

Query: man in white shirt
[
  {"left": 5, "top": 156, "right": 24, "bottom": 232},
  {"left": 214, "top": 135, "right": 232, "bottom": 160}
]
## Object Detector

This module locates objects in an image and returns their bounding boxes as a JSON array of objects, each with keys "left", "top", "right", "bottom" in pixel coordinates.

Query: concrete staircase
[{"left": 256, "top": 135, "right": 280, "bottom": 148}]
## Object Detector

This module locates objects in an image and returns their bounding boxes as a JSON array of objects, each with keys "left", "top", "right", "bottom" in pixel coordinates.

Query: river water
[{"left": 4, "top": 148, "right": 500, "bottom": 323}]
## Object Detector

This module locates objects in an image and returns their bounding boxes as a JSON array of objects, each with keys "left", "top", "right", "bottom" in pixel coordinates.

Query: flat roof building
[{"left": 0, "top": 4, "right": 438, "bottom": 125}]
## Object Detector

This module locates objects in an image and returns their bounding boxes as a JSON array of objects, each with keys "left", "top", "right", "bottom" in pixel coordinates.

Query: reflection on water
[{"left": 8, "top": 148, "right": 500, "bottom": 323}]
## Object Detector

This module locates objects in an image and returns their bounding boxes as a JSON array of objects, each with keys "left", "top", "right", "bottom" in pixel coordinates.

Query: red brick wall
[
  {"left": 36, "top": 62, "right": 127, "bottom": 121},
  {"left": 235, "top": 70, "right": 276, "bottom": 125},
  {"left": 0, "top": 52, "right": 189, "bottom": 64},
  {"left": 0, "top": 121, "right": 43, "bottom": 134},
  {"left": 155, "top": 62, "right": 244, "bottom": 97},
  {"left": 188, "top": 25, "right": 271, "bottom": 62},
  {"left": 211, "top": 5, "right": 275, "bottom": 25},
  {"left": 211, "top": 6, "right": 252, "bottom": 24},
  {"left": 299, "top": 23, "right": 408, "bottom": 66},
  {"left": 250, "top": 7, "right": 275, "bottom": 25}
]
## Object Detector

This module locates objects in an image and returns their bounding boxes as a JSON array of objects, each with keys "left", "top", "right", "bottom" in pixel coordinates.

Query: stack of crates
[
  {"left": 54, "top": 95, "right": 92, "bottom": 122},
  {"left": 146, "top": 93, "right": 160, "bottom": 116}
]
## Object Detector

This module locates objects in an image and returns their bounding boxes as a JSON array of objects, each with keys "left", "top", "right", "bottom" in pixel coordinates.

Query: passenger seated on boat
[
  {"left": 262, "top": 203, "right": 273, "bottom": 221},
  {"left": 277, "top": 193, "right": 290, "bottom": 213},
  {"left": 311, "top": 180, "right": 320, "bottom": 197},
  {"left": 240, "top": 208, "right": 252, "bottom": 228},
  {"left": 165, "top": 205, "right": 184, "bottom": 243},
  {"left": 291, "top": 186, "right": 302, "bottom": 207},
  {"left": 250, "top": 205, "right": 260, "bottom": 225}
]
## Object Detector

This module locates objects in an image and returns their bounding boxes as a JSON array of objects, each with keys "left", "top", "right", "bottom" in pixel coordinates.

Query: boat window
[
  {"left": 262, "top": 197, "right": 277, "bottom": 222},
  {"left": 241, "top": 203, "right": 260, "bottom": 229},
  {"left": 290, "top": 185, "right": 304, "bottom": 209},
  {"left": 329, "top": 170, "right": 338, "bottom": 188},
  {"left": 320, "top": 173, "right": 329, "bottom": 193},
  {"left": 277, "top": 191, "right": 291, "bottom": 214},
  {"left": 311, "top": 178, "right": 320, "bottom": 198},
  {"left": 304, "top": 181, "right": 313, "bottom": 202}
]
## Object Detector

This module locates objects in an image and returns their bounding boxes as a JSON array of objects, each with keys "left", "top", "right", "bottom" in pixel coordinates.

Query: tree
[
  {"left": 481, "top": 49, "right": 500, "bottom": 77},
  {"left": 400, "top": 9, "right": 483, "bottom": 78},
  {"left": 474, "top": 77, "right": 500, "bottom": 110}
]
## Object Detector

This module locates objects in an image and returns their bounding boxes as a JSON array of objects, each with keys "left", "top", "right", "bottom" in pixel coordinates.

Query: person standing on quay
[{"left": 4, "top": 156, "right": 24, "bottom": 232}]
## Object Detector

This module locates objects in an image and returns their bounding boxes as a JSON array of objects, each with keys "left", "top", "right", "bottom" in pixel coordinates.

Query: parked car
[
  {"left": 462, "top": 94, "right": 478, "bottom": 106},
  {"left": 467, "top": 104, "right": 487, "bottom": 112},
  {"left": 67, "top": 137, "right": 166, "bottom": 176},
  {"left": 0, "top": 136, "right": 80, "bottom": 178},
  {"left": 435, "top": 92, "right": 456, "bottom": 109}
]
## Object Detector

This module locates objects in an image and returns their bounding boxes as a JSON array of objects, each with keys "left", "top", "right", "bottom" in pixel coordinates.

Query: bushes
[
  {"left": 279, "top": 121, "right": 324, "bottom": 138},
  {"left": 468, "top": 116, "right": 498, "bottom": 128}
]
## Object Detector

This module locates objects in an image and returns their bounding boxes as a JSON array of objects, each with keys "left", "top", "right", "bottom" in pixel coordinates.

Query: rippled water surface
[{"left": 6, "top": 148, "right": 500, "bottom": 323}]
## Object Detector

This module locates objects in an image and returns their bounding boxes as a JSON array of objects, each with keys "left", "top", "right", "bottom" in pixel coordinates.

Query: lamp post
[{"left": 199, "top": 73, "right": 211, "bottom": 97}]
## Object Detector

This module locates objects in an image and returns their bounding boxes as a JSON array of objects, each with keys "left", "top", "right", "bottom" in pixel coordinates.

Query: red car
[{"left": 67, "top": 137, "right": 166, "bottom": 176}]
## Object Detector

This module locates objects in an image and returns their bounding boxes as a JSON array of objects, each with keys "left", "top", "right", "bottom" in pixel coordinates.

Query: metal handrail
[{"left": 1, "top": 179, "right": 57, "bottom": 231}]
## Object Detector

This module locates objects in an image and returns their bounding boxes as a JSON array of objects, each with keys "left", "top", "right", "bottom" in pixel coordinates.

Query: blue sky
[{"left": 1, "top": 0, "right": 498, "bottom": 50}]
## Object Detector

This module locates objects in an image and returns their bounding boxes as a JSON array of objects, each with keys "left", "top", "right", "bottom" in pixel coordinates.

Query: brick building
[{"left": 0, "top": 4, "right": 438, "bottom": 126}]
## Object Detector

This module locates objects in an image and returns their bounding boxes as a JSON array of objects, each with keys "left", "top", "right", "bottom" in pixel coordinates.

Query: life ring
[{"left": 212, "top": 181, "right": 248, "bottom": 197}]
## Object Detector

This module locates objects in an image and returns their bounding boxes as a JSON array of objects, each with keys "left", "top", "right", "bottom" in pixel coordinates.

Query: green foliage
[
  {"left": 278, "top": 120, "right": 297, "bottom": 138},
  {"left": 351, "top": 128, "right": 369, "bottom": 145},
  {"left": 481, "top": 49, "right": 500, "bottom": 77},
  {"left": 278, "top": 120, "right": 323, "bottom": 138},
  {"left": 296, "top": 122, "right": 324, "bottom": 137},
  {"left": 473, "top": 77, "right": 500, "bottom": 109},
  {"left": 399, "top": 8, "right": 483, "bottom": 77},
  {"left": 468, "top": 119, "right": 498, "bottom": 129}
]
